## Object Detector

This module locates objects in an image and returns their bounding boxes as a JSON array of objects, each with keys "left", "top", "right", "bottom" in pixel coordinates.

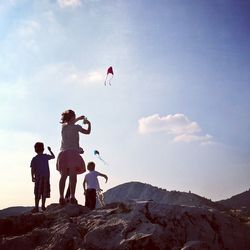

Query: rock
[
  {"left": 0, "top": 201, "right": 249, "bottom": 250},
  {"left": 181, "top": 240, "right": 210, "bottom": 250}
]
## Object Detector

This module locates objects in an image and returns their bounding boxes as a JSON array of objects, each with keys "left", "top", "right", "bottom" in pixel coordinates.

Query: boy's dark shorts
[
  {"left": 85, "top": 189, "right": 96, "bottom": 210},
  {"left": 34, "top": 176, "right": 50, "bottom": 199}
]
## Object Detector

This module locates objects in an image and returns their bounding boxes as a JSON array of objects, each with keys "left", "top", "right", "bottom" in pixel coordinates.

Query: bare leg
[
  {"left": 69, "top": 173, "right": 77, "bottom": 198},
  {"left": 35, "top": 197, "right": 40, "bottom": 210},
  {"left": 31, "top": 197, "right": 40, "bottom": 213},
  {"left": 41, "top": 195, "right": 46, "bottom": 210},
  {"left": 59, "top": 173, "right": 68, "bottom": 198},
  {"left": 65, "top": 184, "right": 70, "bottom": 200}
]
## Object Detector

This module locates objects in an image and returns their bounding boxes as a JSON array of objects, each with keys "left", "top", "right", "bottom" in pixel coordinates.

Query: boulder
[{"left": 0, "top": 201, "right": 249, "bottom": 250}]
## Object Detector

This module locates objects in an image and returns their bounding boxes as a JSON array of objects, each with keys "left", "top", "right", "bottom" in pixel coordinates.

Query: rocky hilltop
[
  {"left": 103, "top": 182, "right": 224, "bottom": 210},
  {"left": 0, "top": 201, "right": 250, "bottom": 250},
  {"left": 1, "top": 182, "right": 250, "bottom": 249},
  {"left": 218, "top": 189, "right": 250, "bottom": 209}
]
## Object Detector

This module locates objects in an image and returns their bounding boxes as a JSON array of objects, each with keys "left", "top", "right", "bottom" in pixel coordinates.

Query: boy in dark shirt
[{"left": 30, "top": 142, "right": 55, "bottom": 212}]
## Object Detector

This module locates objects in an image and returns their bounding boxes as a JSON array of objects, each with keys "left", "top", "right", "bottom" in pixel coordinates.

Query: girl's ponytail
[{"left": 61, "top": 109, "right": 75, "bottom": 123}]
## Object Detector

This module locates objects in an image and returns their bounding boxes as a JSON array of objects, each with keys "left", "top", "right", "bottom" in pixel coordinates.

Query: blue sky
[{"left": 0, "top": 0, "right": 250, "bottom": 209}]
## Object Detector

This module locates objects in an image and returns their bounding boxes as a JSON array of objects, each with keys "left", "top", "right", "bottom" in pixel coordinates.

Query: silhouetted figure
[
  {"left": 56, "top": 109, "right": 91, "bottom": 205},
  {"left": 83, "top": 162, "right": 108, "bottom": 209},
  {"left": 30, "top": 143, "right": 55, "bottom": 212}
]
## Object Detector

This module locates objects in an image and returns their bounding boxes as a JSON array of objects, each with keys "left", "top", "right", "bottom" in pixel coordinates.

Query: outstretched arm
[
  {"left": 98, "top": 173, "right": 108, "bottom": 183},
  {"left": 47, "top": 147, "right": 55, "bottom": 159}
]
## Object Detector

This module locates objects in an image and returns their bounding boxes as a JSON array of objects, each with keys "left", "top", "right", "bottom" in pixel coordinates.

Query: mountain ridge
[
  {"left": 217, "top": 189, "right": 250, "bottom": 209},
  {"left": 103, "top": 181, "right": 226, "bottom": 210},
  {"left": 1, "top": 181, "right": 249, "bottom": 218}
]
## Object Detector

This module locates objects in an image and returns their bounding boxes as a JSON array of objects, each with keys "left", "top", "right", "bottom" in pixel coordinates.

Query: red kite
[{"left": 104, "top": 66, "right": 114, "bottom": 86}]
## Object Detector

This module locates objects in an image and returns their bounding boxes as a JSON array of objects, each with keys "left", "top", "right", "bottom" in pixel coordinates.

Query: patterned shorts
[{"left": 34, "top": 176, "right": 50, "bottom": 199}]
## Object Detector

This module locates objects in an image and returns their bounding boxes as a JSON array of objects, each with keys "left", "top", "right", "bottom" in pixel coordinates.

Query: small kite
[
  {"left": 104, "top": 66, "right": 114, "bottom": 86},
  {"left": 94, "top": 150, "right": 108, "bottom": 165}
]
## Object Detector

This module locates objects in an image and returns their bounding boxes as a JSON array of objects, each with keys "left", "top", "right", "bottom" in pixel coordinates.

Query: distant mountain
[
  {"left": 217, "top": 189, "right": 250, "bottom": 209},
  {"left": 103, "top": 181, "right": 224, "bottom": 210},
  {"left": 0, "top": 206, "right": 32, "bottom": 218}
]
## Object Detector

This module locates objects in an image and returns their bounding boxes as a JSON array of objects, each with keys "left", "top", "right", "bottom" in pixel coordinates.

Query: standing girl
[{"left": 56, "top": 109, "right": 91, "bottom": 204}]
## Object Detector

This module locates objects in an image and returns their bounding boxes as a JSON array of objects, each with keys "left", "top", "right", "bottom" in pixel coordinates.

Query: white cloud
[
  {"left": 55, "top": 64, "right": 104, "bottom": 86},
  {"left": 138, "top": 113, "right": 213, "bottom": 145},
  {"left": 138, "top": 114, "right": 200, "bottom": 135},
  {"left": 173, "top": 134, "right": 213, "bottom": 145},
  {"left": 57, "top": 0, "right": 82, "bottom": 8},
  {"left": 27, "top": 63, "right": 103, "bottom": 89},
  {"left": 84, "top": 70, "right": 104, "bottom": 83},
  {"left": 57, "top": 64, "right": 102, "bottom": 86}
]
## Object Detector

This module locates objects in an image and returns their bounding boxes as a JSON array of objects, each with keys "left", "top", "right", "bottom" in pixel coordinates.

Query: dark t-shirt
[{"left": 30, "top": 154, "right": 54, "bottom": 177}]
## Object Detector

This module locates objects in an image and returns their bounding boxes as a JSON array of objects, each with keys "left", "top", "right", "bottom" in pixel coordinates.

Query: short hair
[
  {"left": 34, "top": 142, "right": 44, "bottom": 153},
  {"left": 61, "top": 109, "right": 75, "bottom": 123},
  {"left": 87, "top": 162, "right": 95, "bottom": 171}
]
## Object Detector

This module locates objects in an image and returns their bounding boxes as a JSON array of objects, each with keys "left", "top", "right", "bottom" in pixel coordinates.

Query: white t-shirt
[{"left": 84, "top": 170, "right": 101, "bottom": 190}]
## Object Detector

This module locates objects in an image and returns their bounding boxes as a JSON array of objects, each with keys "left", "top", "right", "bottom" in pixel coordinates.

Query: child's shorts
[
  {"left": 34, "top": 176, "right": 50, "bottom": 199},
  {"left": 56, "top": 150, "right": 86, "bottom": 175}
]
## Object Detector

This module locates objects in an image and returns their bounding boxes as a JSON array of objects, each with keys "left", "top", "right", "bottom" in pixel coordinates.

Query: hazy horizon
[
  {"left": 1, "top": 180, "right": 250, "bottom": 210},
  {"left": 0, "top": 0, "right": 250, "bottom": 209}
]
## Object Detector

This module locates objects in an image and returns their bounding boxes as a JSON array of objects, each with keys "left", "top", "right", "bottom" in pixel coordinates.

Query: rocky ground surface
[{"left": 0, "top": 201, "right": 250, "bottom": 250}]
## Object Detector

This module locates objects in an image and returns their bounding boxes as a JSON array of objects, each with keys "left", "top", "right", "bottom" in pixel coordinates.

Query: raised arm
[
  {"left": 98, "top": 173, "right": 108, "bottom": 183},
  {"left": 47, "top": 147, "right": 55, "bottom": 159},
  {"left": 74, "top": 116, "right": 91, "bottom": 134},
  {"left": 80, "top": 119, "right": 91, "bottom": 134},
  {"left": 73, "top": 115, "right": 86, "bottom": 124}
]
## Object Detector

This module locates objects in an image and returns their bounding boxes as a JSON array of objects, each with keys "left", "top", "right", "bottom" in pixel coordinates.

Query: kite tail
[
  {"left": 101, "top": 157, "right": 108, "bottom": 165},
  {"left": 104, "top": 74, "right": 108, "bottom": 86},
  {"left": 97, "top": 155, "right": 108, "bottom": 165},
  {"left": 108, "top": 74, "right": 113, "bottom": 85}
]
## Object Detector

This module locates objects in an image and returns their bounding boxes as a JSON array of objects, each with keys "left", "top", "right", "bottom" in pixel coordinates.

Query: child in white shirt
[{"left": 83, "top": 162, "right": 108, "bottom": 209}]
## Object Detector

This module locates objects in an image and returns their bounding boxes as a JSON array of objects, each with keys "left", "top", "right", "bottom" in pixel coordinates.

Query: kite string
[{"left": 104, "top": 74, "right": 108, "bottom": 85}]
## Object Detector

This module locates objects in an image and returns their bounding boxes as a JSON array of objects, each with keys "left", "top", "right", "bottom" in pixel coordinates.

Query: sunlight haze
[{"left": 0, "top": 0, "right": 250, "bottom": 209}]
